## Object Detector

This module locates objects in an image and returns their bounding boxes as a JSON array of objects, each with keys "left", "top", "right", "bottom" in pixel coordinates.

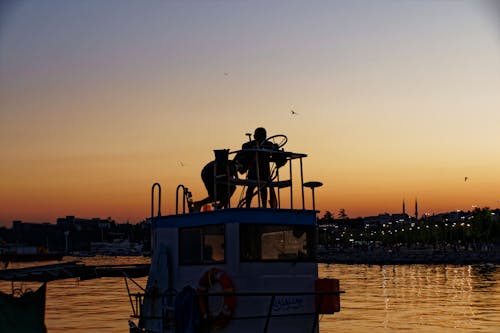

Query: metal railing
[
  {"left": 126, "top": 287, "right": 343, "bottom": 333},
  {"left": 175, "top": 184, "right": 192, "bottom": 214}
]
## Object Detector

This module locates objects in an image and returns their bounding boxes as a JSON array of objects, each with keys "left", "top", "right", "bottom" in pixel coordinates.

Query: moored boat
[
  {"left": 127, "top": 131, "right": 343, "bottom": 333},
  {"left": 0, "top": 244, "right": 64, "bottom": 264}
]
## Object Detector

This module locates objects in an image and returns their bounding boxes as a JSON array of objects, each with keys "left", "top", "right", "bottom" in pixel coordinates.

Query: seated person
[
  {"left": 235, "top": 127, "right": 285, "bottom": 208},
  {"left": 190, "top": 153, "right": 239, "bottom": 212}
]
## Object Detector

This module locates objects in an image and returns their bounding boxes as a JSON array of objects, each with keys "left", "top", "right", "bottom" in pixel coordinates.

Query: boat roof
[{"left": 152, "top": 208, "right": 317, "bottom": 229}]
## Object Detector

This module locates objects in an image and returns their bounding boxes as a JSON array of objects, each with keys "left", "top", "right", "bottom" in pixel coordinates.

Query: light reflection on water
[
  {"left": 1, "top": 258, "right": 499, "bottom": 332},
  {"left": 319, "top": 264, "right": 499, "bottom": 333}
]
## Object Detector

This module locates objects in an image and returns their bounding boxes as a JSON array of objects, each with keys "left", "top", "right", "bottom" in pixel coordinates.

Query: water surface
[
  {"left": 320, "top": 264, "right": 499, "bottom": 333},
  {"left": 1, "top": 258, "right": 498, "bottom": 332}
]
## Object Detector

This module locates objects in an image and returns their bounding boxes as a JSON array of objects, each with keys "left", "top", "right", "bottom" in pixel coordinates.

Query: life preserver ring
[{"left": 197, "top": 268, "right": 236, "bottom": 329}]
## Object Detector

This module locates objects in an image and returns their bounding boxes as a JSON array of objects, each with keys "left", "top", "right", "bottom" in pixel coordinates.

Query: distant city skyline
[
  {"left": 5, "top": 202, "right": 495, "bottom": 226},
  {"left": 1, "top": 1, "right": 499, "bottom": 226}
]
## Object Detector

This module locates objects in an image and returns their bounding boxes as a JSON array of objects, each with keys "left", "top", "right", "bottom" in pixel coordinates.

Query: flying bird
[
  {"left": 291, "top": 110, "right": 299, "bottom": 116},
  {"left": 179, "top": 161, "right": 185, "bottom": 167},
  {"left": 464, "top": 177, "right": 468, "bottom": 182}
]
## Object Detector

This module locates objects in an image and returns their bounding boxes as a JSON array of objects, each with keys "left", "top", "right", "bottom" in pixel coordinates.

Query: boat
[
  {"left": 90, "top": 239, "right": 144, "bottom": 256},
  {"left": 0, "top": 244, "right": 64, "bottom": 264},
  {"left": 0, "top": 282, "right": 47, "bottom": 333},
  {"left": 126, "top": 132, "right": 343, "bottom": 333},
  {"left": 0, "top": 261, "right": 150, "bottom": 332}
]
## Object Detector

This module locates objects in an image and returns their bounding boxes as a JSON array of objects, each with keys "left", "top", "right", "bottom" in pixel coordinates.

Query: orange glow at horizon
[{"left": 1, "top": 1, "right": 499, "bottom": 226}]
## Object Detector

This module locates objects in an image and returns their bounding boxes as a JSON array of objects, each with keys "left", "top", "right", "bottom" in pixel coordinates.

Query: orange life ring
[{"left": 197, "top": 268, "right": 236, "bottom": 329}]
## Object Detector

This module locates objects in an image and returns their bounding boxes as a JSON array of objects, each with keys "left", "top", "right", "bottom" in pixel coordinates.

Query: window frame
[
  {"left": 178, "top": 224, "right": 226, "bottom": 266},
  {"left": 239, "top": 223, "right": 316, "bottom": 263}
]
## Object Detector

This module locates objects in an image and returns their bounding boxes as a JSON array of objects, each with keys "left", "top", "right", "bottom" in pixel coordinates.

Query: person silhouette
[
  {"left": 190, "top": 150, "right": 238, "bottom": 212},
  {"left": 235, "top": 127, "right": 280, "bottom": 208}
]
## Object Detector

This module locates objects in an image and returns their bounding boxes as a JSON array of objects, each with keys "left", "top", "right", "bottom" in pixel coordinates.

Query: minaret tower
[
  {"left": 402, "top": 199, "right": 406, "bottom": 215},
  {"left": 415, "top": 198, "right": 419, "bottom": 220}
]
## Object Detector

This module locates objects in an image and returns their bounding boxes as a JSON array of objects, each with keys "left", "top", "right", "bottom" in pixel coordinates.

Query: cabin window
[
  {"left": 240, "top": 224, "right": 315, "bottom": 262},
  {"left": 179, "top": 224, "right": 225, "bottom": 265}
]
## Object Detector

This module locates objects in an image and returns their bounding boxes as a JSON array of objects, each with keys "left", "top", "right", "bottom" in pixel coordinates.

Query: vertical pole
[
  {"left": 312, "top": 188, "right": 316, "bottom": 211},
  {"left": 289, "top": 159, "right": 293, "bottom": 209},
  {"left": 226, "top": 162, "right": 231, "bottom": 208},
  {"left": 213, "top": 159, "right": 217, "bottom": 208},
  {"left": 300, "top": 157, "right": 305, "bottom": 210},
  {"left": 255, "top": 150, "right": 261, "bottom": 208},
  {"left": 276, "top": 168, "right": 281, "bottom": 209},
  {"left": 182, "top": 188, "right": 186, "bottom": 213}
]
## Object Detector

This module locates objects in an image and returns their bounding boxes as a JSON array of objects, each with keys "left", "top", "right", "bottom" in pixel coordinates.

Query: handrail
[
  {"left": 168, "top": 147, "right": 320, "bottom": 211},
  {"left": 128, "top": 289, "right": 343, "bottom": 332},
  {"left": 151, "top": 183, "right": 161, "bottom": 252},
  {"left": 229, "top": 148, "right": 307, "bottom": 159},
  {"left": 227, "top": 147, "right": 311, "bottom": 210},
  {"left": 151, "top": 183, "right": 161, "bottom": 218},
  {"left": 175, "top": 184, "right": 191, "bottom": 214}
]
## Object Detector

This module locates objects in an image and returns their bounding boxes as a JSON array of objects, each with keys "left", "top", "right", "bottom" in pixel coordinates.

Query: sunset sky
[{"left": 1, "top": 0, "right": 499, "bottom": 226}]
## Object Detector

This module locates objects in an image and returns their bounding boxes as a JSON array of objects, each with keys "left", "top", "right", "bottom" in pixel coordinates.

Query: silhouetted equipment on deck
[{"left": 304, "top": 181, "right": 323, "bottom": 211}]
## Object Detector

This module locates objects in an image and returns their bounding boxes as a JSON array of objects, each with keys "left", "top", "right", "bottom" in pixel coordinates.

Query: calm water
[{"left": 1, "top": 258, "right": 499, "bottom": 332}]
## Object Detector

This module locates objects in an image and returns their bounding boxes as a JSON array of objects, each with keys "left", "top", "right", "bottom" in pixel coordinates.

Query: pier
[{"left": 0, "top": 261, "right": 149, "bottom": 282}]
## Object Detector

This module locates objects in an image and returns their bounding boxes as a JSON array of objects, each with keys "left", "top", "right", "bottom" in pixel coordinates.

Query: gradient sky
[{"left": 1, "top": 0, "right": 499, "bottom": 226}]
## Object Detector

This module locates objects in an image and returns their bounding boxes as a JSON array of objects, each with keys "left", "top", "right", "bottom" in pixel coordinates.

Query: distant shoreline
[{"left": 317, "top": 245, "right": 500, "bottom": 265}]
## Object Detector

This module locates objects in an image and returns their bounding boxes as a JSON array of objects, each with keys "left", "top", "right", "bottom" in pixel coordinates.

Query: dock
[{"left": 0, "top": 261, "right": 150, "bottom": 282}]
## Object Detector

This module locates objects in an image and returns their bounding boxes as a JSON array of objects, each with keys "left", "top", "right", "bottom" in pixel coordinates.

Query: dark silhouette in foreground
[
  {"left": 189, "top": 150, "right": 238, "bottom": 212},
  {"left": 234, "top": 127, "right": 286, "bottom": 208}
]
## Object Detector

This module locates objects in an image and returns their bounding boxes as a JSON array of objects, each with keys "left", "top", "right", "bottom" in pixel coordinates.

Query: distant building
[
  {"left": 359, "top": 212, "right": 411, "bottom": 230},
  {"left": 391, "top": 213, "right": 410, "bottom": 223},
  {"left": 363, "top": 214, "right": 392, "bottom": 228},
  {"left": 56, "top": 216, "right": 114, "bottom": 230},
  {"left": 10, "top": 220, "right": 64, "bottom": 251},
  {"left": 1, "top": 217, "right": 149, "bottom": 254}
]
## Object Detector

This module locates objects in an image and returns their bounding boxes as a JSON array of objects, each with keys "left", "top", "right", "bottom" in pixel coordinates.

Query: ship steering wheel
[{"left": 267, "top": 134, "right": 288, "bottom": 148}]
